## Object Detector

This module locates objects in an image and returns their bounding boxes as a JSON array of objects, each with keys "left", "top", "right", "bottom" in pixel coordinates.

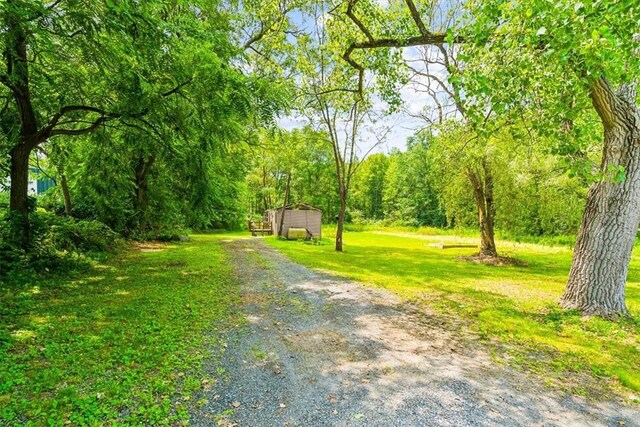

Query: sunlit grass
[
  {"left": 0, "top": 235, "right": 241, "bottom": 425},
  {"left": 265, "top": 227, "right": 640, "bottom": 395}
]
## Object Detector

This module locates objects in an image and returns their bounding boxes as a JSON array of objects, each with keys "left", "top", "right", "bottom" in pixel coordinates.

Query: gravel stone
[{"left": 190, "top": 238, "right": 640, "bottom": 427}]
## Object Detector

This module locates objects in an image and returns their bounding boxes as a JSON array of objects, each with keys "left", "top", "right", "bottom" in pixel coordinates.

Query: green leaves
[
  {"left": 454, "top": 0, "right": 638, "bottom": 180},
  {"left": 1, "top": 0, "right": 291, "bottom": 234}
]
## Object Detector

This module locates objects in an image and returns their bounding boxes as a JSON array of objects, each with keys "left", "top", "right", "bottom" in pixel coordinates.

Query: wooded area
[
  {"left": 2, "top": 0, "right": 638, "bottom": 317},
  {"left": 1, "top": 0, "right": 639, "bottom": 424}
]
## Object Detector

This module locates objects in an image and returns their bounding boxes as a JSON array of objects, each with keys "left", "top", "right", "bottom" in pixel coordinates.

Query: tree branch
[
  {"left": 405, "top": 0, "right": 428, "bottom": 36},
  {"left": 589, "top": 77, "right": 617, "bottom": 129},
  {"left": 242, "top": 3, "right": 295, "bottom": 51},
  {"left": 161, "top": 79, "right": 192, "bottom": 97},
  {"left": 0, "top": 74, "right": 15, "bottom": 91},
  {"left": 342, "top": 0, "right": 462, "bottom": 97},
  {"left": 49, "top": 116, "right": 109, "bottom": 137}
]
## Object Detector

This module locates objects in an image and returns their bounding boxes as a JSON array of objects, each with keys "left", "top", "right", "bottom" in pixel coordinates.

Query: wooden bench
[{"left": 248, "top": 221, "right": 273, "bottom": 236}]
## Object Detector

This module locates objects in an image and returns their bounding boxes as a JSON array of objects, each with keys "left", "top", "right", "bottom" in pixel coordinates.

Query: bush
[
  {"left": 0, "top": 211, "right": 122, "bottom": 283},
  {"left": 42, "top": 213, "right": 121, "bottom": 253}
]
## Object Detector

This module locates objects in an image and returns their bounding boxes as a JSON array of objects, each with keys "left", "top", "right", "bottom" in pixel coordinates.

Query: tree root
[{"left": 458, "top": 253, "right": 528, "bottom": 267}]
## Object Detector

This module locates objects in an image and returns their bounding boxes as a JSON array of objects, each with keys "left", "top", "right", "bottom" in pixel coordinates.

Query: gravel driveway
[{"left": 190, "top": 238, "right": 639, "bottom": 427}]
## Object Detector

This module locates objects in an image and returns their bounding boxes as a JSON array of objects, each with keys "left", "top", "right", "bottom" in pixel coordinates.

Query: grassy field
[
  {"left": 0, "top": 234, "right": 241, "bottom": 426},
  {"left": 265, "top": 227, "right": 640, "bottom": 397}
]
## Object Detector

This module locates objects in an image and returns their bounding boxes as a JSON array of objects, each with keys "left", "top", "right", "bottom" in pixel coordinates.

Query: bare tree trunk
[
  {"left": 278, "top": 173, "right": 291, "bottom": 238},
  {"left": 59, "top": 172, "right": 72, "bottom": 216},
  {"left": 335, "top": 189, "right": 347, "bottom": 252},
  {"left": 466, "top": 160, "right": 498, "bottom": 257},
  {"left": 560, "top": 79, "right": 639, "bottom": 318}
]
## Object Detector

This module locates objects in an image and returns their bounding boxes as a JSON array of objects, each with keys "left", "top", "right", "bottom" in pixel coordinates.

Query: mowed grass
[
  {"left": 265, "top": 228, "right": 640, "bottom": 396},
  {"left": 0, "top": 234, "right": 241, "bottom": 426}
]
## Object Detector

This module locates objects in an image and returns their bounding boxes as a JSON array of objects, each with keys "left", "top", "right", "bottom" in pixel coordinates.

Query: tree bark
[
  {"left": 335, "top": 188, "right": 347, "bottom": 252},
  {"left": 278, "top": 172, "right": 291, "bottom": 238},
  {"left": 466, "top": 160, "right": 498, "bottom": 257},
  {"left": 560, "top": 79, "right": 640, "bottom": 318},
  {"left": 8, "top": 145, "right": 31, "bottom": 246},
  {"left": 9, "top": 146, "right": 30, "bottom": 215},
  {"left": 4, "top": 2, "right": 41, "bottom": 246},
  {"left": 59, "top": 172, "right": 73, "bottom": 216}
]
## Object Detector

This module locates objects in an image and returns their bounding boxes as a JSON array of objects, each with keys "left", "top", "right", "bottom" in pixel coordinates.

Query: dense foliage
[
  {"left": 1, "top": 0, "right": 637, "bottom": 313},
  {"left": 0, "top": 0, "right": 287, "bottom": 278},
  {"left": 246, "top": 125, "right": 588, "bottom": 239}
]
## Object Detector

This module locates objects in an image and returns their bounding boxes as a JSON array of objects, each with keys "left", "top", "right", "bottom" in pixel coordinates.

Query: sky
[
  {"left": 275, "top": 6, "right": 449, "bottom": 156},
  {"left": 276, "top": 46, "right": 445, "bottom": 156}
]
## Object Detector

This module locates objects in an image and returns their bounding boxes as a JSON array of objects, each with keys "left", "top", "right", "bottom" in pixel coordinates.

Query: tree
[
  {"left": 246, "top": 127, "right": 338, "bottom": 219},
  {"left": 295, "top": 3, "right": 385, "bottom": 251},
  {"left": 310, "top": 90, "right": 366, "bottom": 252},
  {"left": 1, "top": 0, "right": 291, "bottom": 244},
  {"left": 0, "top": 1, "right": 217, "bottom": 245},
  {"left": 405, "top": 43, "right": 502, "bottom": 256},
  {"left": 351, "top": 153, "right": 389, "bottom": 220},
  {"left": 381, "top": 139, "right": 446, "bottom": 227},
  {"left": 335, "top": 0, "right": 639, "bottom": 316},
  {"left": 456, "top": 0, "right": 640, "bottom": 317},
  {"left": 332, "top": 0, "right": 502, "bottom": 256}
]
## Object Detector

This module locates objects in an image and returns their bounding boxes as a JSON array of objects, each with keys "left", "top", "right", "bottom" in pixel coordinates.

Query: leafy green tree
[
  {"left": 246, "top": 127, "right": 339, "bottom": 224},
  {"left": 1, "top": 0, "right": 292, "bottom": 244},
  {"left": 327, "top": 0, "right": 502, "bottom": 255},
  {"left": 0, "top": 1, "right": 230, "bottom": 244},
  {"left": 294, "top": 3, "right": 384, "bottom": 251},
  {"left": 334, "top": 0, "right": 639, "bottom": 316},
  {"left": 351, "top": 153, "right": 389, "bottom": 220},
  {"left": 456, "top": 0, "right": 640, "bottom": 317},
  {"left": 381, "top": 141, "right": 446, "bottom": 227},
  {"left": 426, "top": 122, "right": 587, "bottom": 239},
  {"left": 495, "top": 149, "right": 587, "bottom": 238}
]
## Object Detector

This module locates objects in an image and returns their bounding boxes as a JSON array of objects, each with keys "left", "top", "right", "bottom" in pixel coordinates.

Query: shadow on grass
[
  {"left": 266, "top": 232, "right": 640, "bottom": 393},
  {"left": 0, "top": 235, "right": 241, "bottom": 425}
]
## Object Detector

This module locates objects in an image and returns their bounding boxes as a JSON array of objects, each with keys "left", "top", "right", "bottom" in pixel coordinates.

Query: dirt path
[{"left": 190, "top": 238, "right": 639, "bottom": 427}]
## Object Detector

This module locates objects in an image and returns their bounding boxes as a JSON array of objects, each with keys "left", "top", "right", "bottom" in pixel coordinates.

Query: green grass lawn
[
  {"left": 0, "top": 234, "right": 241, "bottom": 426},
  {"left": 266, "top": 227, "right": 640, "bottom": 397}
]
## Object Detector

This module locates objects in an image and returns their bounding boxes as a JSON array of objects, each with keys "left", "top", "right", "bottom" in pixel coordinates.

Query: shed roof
[{"left": 267, "top": 203, "right": 322, "bottom": 212}]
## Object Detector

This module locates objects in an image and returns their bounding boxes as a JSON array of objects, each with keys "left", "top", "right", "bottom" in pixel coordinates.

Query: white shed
[{"left": 265, "top": 203, "right": 322, "bottom": 240}]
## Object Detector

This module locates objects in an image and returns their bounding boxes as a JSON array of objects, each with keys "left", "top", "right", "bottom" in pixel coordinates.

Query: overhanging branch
[{"left": 342, "top": 0, "right": 462, "bottom": 97}]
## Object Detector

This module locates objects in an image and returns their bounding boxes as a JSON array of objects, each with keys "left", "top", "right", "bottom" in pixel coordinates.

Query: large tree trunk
[
  {"left": 560, "top": 80, "right": 640, "bottom": 318},
  {"left": 9, "top": 145, "right": 30, "bottom": 215},
  {"left": 5, "top": 3, "right": 41, "bottom": 247},
  {"left": 8, "top": 145, "right": 32, "bottom": 246},
  {"left": 466, "top": 160, "right": 498, "bottom": 257}
]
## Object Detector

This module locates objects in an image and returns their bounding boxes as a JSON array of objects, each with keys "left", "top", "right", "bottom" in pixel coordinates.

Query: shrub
[
  {"left": 0, "top": 211, "right": 122, "bottom": 283},
  {"left": 42, "top": 213, "right": 121, "bottom": 253}
]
